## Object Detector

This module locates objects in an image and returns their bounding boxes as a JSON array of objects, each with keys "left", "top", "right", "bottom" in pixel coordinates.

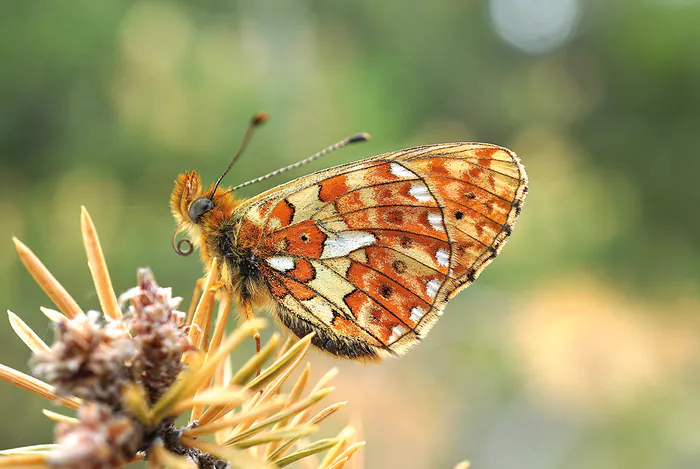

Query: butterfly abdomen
[{"left": 205, "top": 220, "right": 268, "bottom": 305}]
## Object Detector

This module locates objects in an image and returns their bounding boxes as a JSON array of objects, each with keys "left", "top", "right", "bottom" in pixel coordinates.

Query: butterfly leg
[
  {"left": 242, "top": 301, "right": 261, "bottom": 354},
  {"left": 186, "top": 277, "right": 208, "bottom": 324}
]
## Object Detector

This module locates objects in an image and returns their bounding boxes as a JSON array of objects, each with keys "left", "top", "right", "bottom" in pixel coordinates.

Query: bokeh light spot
[{"left": 489, "top": 0, "right": 580, "bottom": 54}]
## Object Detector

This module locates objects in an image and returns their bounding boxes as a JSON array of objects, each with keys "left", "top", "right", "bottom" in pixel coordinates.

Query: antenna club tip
[
  {"left": 347, "top": 132, "right": 371, "bottom": 144},
  {"left": 252, "top": 111, "right": 269, "bottom": 126}
]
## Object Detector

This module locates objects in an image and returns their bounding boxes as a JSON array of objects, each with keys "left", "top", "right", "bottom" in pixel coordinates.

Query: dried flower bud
[
  {"left": 49, "top": 403, "right": 142, "bottom": 469},
  {"left": 121, "top": 269, "right": 193, "bottom": 402},
  {"left": 31, "top": 310, "right": 135, "bottom": 404}
]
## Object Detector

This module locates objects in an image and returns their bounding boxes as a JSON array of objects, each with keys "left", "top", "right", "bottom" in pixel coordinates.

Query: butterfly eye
[{"left": 189, "top": 197, "right": 214, "bottom": 223}]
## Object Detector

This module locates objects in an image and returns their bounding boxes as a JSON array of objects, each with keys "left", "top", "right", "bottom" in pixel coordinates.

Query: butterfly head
[
  {"left": 171, "top": 112, "right": 269, "bottom": 256},
  {"left": 171, "top": 170, "right": 240, "bottom": 256}
]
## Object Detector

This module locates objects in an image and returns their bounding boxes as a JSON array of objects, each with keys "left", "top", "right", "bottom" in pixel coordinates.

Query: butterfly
[{"left": 171, "top": 113, "right": 528, "bottom": 361}]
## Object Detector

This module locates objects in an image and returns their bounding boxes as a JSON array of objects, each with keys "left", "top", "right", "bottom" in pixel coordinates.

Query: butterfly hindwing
[{"left": 234, "top": 143, "right": 527, "bottom": 360}]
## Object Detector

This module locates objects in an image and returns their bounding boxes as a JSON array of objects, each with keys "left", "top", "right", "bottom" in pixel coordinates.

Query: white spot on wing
[
  {"left": 428, "top": 212, "right": 444, "bottom": 231},
  {"left": 389, "top": 324, "right": 408, "bottom": 342},
  {"left": 321, "top": 231, "right": 376, "bottom": 258},
  {"left": 436, "top": 248, "right": 450, "bottom": 267},
  {"left": 410, "top": 306, "right": 426, "bottom": 322},
  {"left": 266, "top": 256, "right": 295, "bottom": 272},
  {"left": 390, "top": 162, "right": 415, "bottom": 178},
  {"left": 409, "top": 183, "right": 432, "bottom": 202},
  {"left": 301, "top": 297, "right": 335, "bottom": 323},
  {"left": 426, "top": 279, "right": 442, "bottom": 298}
]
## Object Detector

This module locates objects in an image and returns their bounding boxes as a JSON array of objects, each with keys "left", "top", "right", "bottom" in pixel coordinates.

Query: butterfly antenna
[
  {"left": 228, "top": 132, "right": 371, "bottom": 193},
  {"left": 209, "top": 111, "right": 269, "bottom": 197}
]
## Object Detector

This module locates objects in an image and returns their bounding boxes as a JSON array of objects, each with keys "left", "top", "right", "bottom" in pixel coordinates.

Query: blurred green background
[{"left": 1, "top": 1, "right": 699, "bottom": 468}]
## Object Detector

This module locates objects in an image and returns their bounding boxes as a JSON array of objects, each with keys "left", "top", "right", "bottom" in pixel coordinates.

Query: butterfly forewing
[{"left": 233, "top": 143, "right": 527, "bottom": 360}]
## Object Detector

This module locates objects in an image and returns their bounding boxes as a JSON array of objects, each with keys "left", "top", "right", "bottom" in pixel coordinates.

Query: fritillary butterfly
[{"left": 171, "top": 117, "right": 527, "bottom": 361}]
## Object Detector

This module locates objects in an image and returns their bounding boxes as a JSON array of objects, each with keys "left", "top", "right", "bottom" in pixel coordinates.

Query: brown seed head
[{"left": 31, "top": 311, "right": 135, "bottom": 404}]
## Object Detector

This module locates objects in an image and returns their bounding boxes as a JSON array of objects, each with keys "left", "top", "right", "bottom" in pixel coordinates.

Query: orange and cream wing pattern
[{"left": 234, "top": 143, "right": 527, "bottom": 360}]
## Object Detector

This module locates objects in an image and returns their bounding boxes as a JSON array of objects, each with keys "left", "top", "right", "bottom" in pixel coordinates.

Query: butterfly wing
[{"left": 234, "top": 143, "right": 527, "bottom": 360}]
